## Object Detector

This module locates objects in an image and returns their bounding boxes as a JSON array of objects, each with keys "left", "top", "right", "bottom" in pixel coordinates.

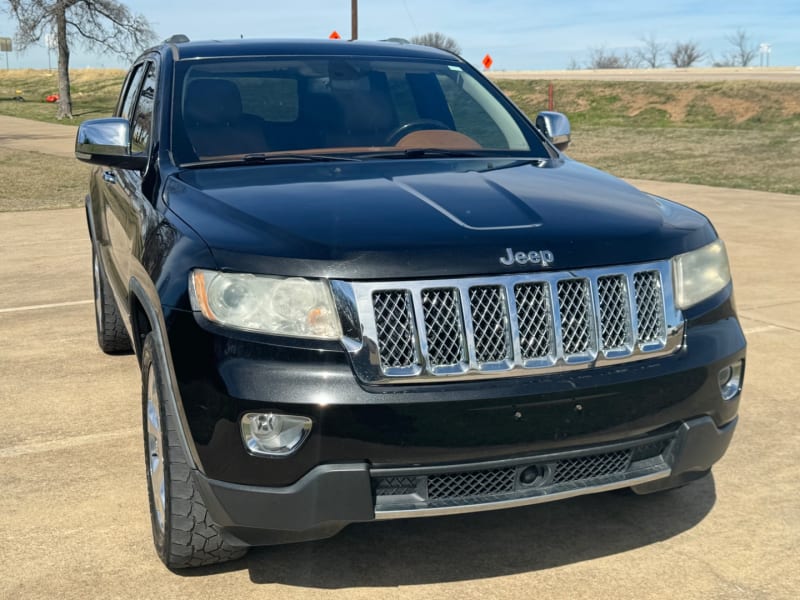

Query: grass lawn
[
  {"left": 0, "top": 147, "right": 91, "bottom": 211},
  {"left": 0, "top": 69, "right": 125, "bottom": 124},
  {"left": 569, "top": 126, "right": 800, "bottom": 196}
]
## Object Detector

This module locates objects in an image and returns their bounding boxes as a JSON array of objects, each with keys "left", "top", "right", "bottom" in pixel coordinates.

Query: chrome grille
[
  {"left": 372, "top": 291, "right": 416, "bottom": 369},
  {"left": 422, "top": 288, "right": 465, "bottom": 367},
  {"left": 634, "top": 271, "right": 666, "bottom": 343},
  {"left": 557, "top": 279, "right": 593, "bottom": 356},
  {"left": 515, "top": 282, "right": 553, "bottom": 360},
  {"left": 598, "top": 275, "right": 631, "bottom": 351},
  {"left": 469, "top": 286, "right": 511, "bottom": 363},
  {"left": 346, "top": 260, "right": 680, "bottom": 382}
]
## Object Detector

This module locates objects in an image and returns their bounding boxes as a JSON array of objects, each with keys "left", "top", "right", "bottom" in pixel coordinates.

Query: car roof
[{"left": 162, "top": 38, "right": 460, "bottom": 62}]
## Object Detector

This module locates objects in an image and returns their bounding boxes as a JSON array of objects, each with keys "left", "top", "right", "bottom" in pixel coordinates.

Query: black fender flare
[{"left": 129, "top": 276, "right": 203, "bottom": 472}]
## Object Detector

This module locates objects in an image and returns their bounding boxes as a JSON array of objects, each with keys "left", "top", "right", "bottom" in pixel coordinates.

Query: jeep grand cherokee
[{"left": 75, "top": 37, "right": 745, "bottom": 568}]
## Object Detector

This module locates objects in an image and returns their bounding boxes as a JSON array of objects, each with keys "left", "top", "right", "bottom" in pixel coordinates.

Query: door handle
[{"left": 103, "top": 171, "right": 117, "bottom": 184}]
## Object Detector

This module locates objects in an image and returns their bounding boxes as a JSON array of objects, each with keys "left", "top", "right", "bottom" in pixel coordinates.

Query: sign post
[{"left": 0, "top": 37, "right": 12, "bottom": 70}]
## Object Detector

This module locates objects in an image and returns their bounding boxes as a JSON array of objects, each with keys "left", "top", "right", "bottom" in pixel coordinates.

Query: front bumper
[
  {"left": 165, "top": 298, "right": 744, "bottom": 488},
  {"left": 195, "top": 415, "right": 736, "bottom": 546}
]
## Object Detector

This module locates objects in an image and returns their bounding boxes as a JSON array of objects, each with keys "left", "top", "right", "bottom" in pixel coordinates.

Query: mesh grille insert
[
  {"left": 598, "top": 275, "right": 631, "bottom": 351},
  {"left": 469, "top": 286, "right": 511, "bottom": 363},
  {"left": 422, "top": 288, "right": 465, "bottom": 367},
  {"left": 557, "top": 279, "right": 593, "bottom": 355},
  {"left": 634, "top": 271, "right": 666, "bottom": 343},
  {"left": 366, "top": 263, "right": 674, "bottom": 379},
  {"left": 373, "top": 439, "right": 670, "bottom": 510},
  {"left": 428, "top": 468, "right": 517, "bottom": 500},
  {"left": 375, "top": 476, "right": 418, "bottom": 496},
  {"left": 373, "top": 290, "right": 417, "bottom": 369},
  {"left": 514, "top": 282, "right": 553, "bottom": 360},
  {"left": 552, "top": 450, "right": 632, "bottom": 484}
]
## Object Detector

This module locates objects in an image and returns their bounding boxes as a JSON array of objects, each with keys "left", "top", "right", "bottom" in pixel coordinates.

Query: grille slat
[{"left": 368, "top": 266, "right": 674, "bottom": 376}]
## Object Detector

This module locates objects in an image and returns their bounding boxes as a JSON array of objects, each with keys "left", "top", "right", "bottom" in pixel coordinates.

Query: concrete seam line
[
  {"left": 0, "top": 299, "right": 93, "bottom": 314},
  {"left": 742, "top": 325, "right": 781, "bottom": 335},
  {"left": 0, "top": 428, "right": 139, "bottom": 459},
  {"left": 738, "top": 313, "right": 800, "bottom": 334}
]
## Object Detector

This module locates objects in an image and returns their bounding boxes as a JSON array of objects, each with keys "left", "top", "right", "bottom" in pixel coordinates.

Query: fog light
[
  {"left": 718, "top": 360, "right": 744, "bottom": 401},
  {"left": 241, "top": 412, "right": 312, "bottom": 457}
]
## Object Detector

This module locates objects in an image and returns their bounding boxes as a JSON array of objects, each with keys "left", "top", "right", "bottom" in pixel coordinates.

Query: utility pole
[{"left": 351, "top": 0, "right": 358, "bottom": 40}]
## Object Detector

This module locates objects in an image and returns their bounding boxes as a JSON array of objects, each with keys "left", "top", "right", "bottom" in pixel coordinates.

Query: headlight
[
  {"left": 672, "top": 240, "right": 731, "bottom": 309},
  {"left": 189, "top": 270, "right": 341, "bottom": 339}
]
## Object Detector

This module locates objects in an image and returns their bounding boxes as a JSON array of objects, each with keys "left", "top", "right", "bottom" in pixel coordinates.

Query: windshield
[{"left": 171, "top": 56, "right": 548, "bottom": 165}]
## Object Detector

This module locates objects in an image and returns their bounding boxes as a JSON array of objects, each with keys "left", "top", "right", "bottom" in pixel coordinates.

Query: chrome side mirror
[
  {"left": 75, "top": 117, "right": 147, "bottom": 170},
  {"left": 535, "top": 111, "right": 571, "bottom": 152}
]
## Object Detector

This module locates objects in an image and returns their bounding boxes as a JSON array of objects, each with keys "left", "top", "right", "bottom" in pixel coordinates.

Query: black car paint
[
  {"left": 84, "top": 39, "right": 743, "bottom": 520},
  {"left": 167, "top": 158, "right": 716, "bottom": 280}
]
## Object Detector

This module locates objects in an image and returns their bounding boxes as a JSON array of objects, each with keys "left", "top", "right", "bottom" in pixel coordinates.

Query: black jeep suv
[{"left": 76, "top": 37, "right": 745, "bottom": 568}]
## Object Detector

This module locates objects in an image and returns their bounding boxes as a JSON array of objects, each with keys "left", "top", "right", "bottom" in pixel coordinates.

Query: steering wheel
[{"left": 385, "top": 119, "right": 450, "bottom": 146}]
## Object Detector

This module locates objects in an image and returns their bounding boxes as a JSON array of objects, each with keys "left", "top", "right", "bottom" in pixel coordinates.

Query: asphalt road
[{"left": 0, "top": 178, "right": 798, "bottom": 599}]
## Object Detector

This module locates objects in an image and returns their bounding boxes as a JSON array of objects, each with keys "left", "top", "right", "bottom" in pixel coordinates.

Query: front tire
[{"left": 141, "top": 333, "right": 247, "bottom": 568}]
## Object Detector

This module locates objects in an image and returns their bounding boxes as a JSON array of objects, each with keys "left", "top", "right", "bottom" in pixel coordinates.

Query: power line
[{"left": 401, "top": 0, "right": 419, "bottom": 35}]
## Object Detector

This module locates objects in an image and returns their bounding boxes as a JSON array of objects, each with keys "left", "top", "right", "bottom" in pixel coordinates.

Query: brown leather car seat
[{"left": 184, "top": 79, "right": 269, "bottom": 157}]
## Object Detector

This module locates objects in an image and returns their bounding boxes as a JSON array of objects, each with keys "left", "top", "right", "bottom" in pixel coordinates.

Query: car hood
[{"left": 167, "top": 158, "right": 716, "bottom": 279}]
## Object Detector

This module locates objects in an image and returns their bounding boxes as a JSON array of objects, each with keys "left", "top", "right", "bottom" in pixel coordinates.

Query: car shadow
[{"left": 179, "top": 473, "right": 716, "bottom": 587}]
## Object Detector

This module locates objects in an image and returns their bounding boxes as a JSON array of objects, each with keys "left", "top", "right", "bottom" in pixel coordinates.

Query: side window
[
  {"left": 436, "top": 74, "right": 507, "bottom": 148},
  {"left": 118, "top": 65, "right": 145, "bottom": 120},
  {"left": 130, "top": 63, "right": 157, "bottom": 154}
]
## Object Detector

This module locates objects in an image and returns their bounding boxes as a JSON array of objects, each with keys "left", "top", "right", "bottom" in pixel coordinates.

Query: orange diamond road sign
[
  {"left": 329, "top": 31, "right": 341, "bottom": 40},
  {"left": 482, "top": 54, "right": 493, "bottom": 70}
]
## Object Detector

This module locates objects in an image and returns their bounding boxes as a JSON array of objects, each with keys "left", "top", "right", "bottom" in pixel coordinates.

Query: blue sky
[{"left": 1, "top": 0, "right": 798, "bottom": 70}]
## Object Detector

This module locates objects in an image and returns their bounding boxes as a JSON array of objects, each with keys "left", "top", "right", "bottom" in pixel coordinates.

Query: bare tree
[
  {"left": 635, "top": 34, "right": 665, "bottom": 68},
  {"left": 410, "top": 32, "right": 461, "bottom": 55},
  {"left": 710, "top": 53, "right": 736, "bottom": 67},
  {"left": 587, "top": 46, "right": 637, "bottom": 69},
  {"left": 670, "top": 41, "right": 704, "bottom": 68},
  {"left": 725, "top": 28, "right": 757, "bottom": 66},
  {"left": 6, "top": 0, "right": 156, "bottom": 119}
]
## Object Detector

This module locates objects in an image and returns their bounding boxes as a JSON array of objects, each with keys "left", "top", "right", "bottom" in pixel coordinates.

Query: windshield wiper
[
  {"left": 356, "top": 148, "right": 487, "bottom": 160},
  {"left": 182, "top": 153, "right": 361, "bottom": 168},
  {"left": 478, "top": 157, "right": 547, "bottom": 172},
  {"left": 242, "top": 153, "right": 362, "bottom": 163}
]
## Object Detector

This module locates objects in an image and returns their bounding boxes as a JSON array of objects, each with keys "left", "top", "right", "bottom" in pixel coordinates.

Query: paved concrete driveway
[{"left": 0, "top": 181, "right": 798, "bottom": 599}]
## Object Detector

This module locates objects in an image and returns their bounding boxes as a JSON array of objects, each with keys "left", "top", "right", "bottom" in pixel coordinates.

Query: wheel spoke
[
  {"left": 93, "top": 254, "right": 103, "bottom": 326},
  {"left": 145, "top": 368, "right": 166, "bottom": 534}
]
